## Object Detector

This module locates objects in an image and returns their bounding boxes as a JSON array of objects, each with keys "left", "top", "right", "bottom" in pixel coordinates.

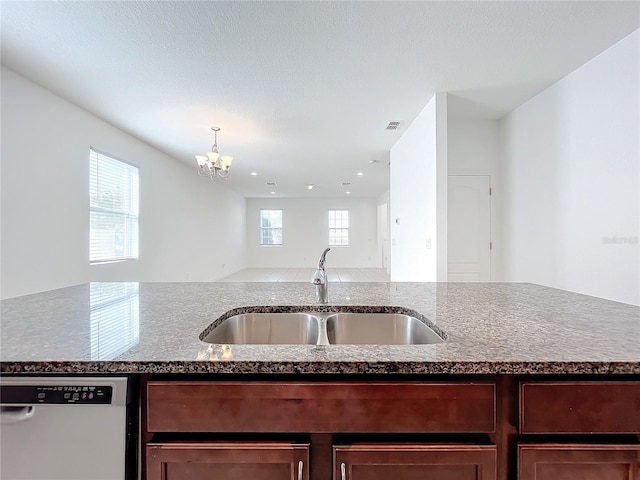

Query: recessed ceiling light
[
  {"left": 305, "top": 184, "right": 314, "bottom": 190},
  {"left": 356, "top": 172, "right": 364, "bottom": 176},
  {"left": 250, "top": 172, "right": 258, "bottom": 176},
  {"left": 346, "top": 191, "right": 351, "bottom": 195},
  {"left": 270, "top": 191, "right": 276, "bottom": 195}
]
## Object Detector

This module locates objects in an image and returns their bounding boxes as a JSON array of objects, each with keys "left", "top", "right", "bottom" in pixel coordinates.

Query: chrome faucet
[{"left": 311, "top": 248, "right": 331, "bottom": 304}]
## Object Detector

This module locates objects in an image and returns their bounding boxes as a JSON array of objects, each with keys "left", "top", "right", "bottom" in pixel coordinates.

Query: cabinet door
[
  {"left": 334, "top": 444, "right": 497, "bottom": 480},
  {"left": 147, "top": 442, "right": 309, "bottom": 480},
  {"left": 518, "top": 444, "right": 640, "bottom": 480}
]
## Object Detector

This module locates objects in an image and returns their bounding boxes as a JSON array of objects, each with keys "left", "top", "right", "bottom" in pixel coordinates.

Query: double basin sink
[{"left": 200, "top": 310, "right": 446, "bottom": 346}]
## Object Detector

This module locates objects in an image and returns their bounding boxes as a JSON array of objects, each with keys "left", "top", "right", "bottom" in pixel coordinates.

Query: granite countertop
[{"left": 1, "top": 282, "right": 639, "bottom": 375}]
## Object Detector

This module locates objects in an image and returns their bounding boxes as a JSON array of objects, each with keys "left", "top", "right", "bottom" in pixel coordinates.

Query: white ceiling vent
[
  {"left": 385, "top": 121, "right": 403, "bottom": 130},
  {"left": 266, "top": 182, "right": 277, "bottom": 186}
]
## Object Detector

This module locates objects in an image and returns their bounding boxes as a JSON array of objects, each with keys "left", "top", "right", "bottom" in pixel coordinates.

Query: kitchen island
[
  {"left": 1, "top": 281, "right": 639, "bottom": 374},
  {"left": 1, "top": 282, "right": 639, "bottom": 480}
]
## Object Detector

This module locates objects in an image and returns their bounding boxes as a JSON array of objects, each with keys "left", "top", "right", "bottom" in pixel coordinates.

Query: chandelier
[{"left": 195, "top": 126, "right": 233, "bottom": 179}]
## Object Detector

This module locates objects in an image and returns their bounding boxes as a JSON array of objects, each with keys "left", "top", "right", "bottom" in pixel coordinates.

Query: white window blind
[
  {"left": 90, "top": 282, "right": 139, "bottom": 361},
  {"left": 90, "top": 148, "right": 139, "bottom": 263},
  {"left": 328, "top": 210, "right": 350, "bottom": 246},
  {"left": 260, "top": 210, "right": 283, "bottom": 245}
]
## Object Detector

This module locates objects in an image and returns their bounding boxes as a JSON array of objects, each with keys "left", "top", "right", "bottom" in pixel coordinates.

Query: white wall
[
  {"left": 246, "top": 197, "right": 380, "bottom": 268},
  {"left": 498, "top": 30, "right": 639, "bottom": 305},
  {"left": 1, "top": 67, "right": 247, "bottom": 299},
  {"left": 448, "top": 120, "right": 500, "bottom": 172},
  {"left": 389, "top": 93, "right": 448, "bottom": 281},
  {"left": 435, "top": 94, "right": 448, "bottom": 280},
  {"left": 447, "top": 119, "right": 500, "bottom": 278}
]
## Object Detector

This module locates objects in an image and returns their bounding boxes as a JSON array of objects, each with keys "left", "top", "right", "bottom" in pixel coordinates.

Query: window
[
  {"left": 260, "top": 210, "right": 283, "bottom": 246},
  {"left": 328, "top": 210, "right": 350, "bottom": 246},
  {"left": 90, "top": 148, "right": 139, "bottom": 263}
]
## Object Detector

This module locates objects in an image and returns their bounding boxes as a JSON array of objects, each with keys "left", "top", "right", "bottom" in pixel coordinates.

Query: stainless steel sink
[
  {"left": 201, "top": 310, "right": 445, "bottom": 345},
  {"left": 201, "top": 313, "right": 319, "bottom": 344},
  {"left": 326, "top": 313, "right": 444, "bottom": 345}
]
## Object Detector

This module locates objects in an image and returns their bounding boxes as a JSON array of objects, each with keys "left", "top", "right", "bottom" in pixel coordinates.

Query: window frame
[
  {"left": 259, "top": 209, "right": 284, "bottom": 246},
  {"left": 328, "top": 209, "right": 350, "bottom": 247},
  {"left": 89, "top": 147, "right": 139, "bottom": 264}
]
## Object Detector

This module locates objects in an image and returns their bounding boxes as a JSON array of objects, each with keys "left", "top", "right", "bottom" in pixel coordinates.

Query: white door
[
  {"left": 447, "top": 175, "right": 491, "bottom": 281},
  {"left": 377, "top": 203, "right": 390, "bottom": 272}
]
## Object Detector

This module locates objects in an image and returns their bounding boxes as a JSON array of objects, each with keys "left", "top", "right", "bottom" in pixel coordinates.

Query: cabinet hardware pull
[
  {"left": 298, "top": 460, "right": 303, "bottom": 480},
  {"left": 341, "top": 462, "right": 346, "bottom": 480}
]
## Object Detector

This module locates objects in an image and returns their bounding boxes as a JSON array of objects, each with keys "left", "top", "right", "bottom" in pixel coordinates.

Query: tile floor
[{"left": 217, "top": 268, "right": 390, "bottom": 283}]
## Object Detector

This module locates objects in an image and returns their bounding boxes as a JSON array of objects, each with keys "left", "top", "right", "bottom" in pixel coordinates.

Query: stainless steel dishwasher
[{"left": 0, "top": 376, "right": 136, "bottom": 480}]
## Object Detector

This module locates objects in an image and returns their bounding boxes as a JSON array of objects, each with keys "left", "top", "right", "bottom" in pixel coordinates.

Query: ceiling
[{"left": 2, "top": 1, "right": 638, "bottom": 199}]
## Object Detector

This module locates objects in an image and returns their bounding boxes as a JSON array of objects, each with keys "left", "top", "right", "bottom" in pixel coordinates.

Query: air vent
[
  {"left": 342, "top": 182, "right": 351, "bottom": 186},
  {"left": 266, "top": 182, "right": 277, "bottom": 186},
  {"left": 385, "top": 121, "right": 403, "bottom": 130}
]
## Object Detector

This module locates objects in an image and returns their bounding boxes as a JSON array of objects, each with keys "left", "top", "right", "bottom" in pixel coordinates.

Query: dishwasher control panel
[{"left": 0, "top": 385, "right": 113, "bottom": 404}]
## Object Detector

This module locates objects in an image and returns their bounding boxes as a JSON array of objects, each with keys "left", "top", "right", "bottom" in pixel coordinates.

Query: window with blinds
[
  {"left": 260, "top": 209, "right": 283, "bottom": 246},
  {"left": 90, "top": 282, "right": 139, "bottom": 361},
  {"left": 89, "top": 148, "right": 139, "bottom": 263},
  {"left": 328, "top": 210, "right": 350, "bottom": 246}
]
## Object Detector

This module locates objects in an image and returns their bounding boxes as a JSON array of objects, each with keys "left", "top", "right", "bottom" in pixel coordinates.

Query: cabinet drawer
[
  {"left": 147, "top": 381, "right": 495, "bottom": 433},
  {"left": 520, "top": 382, "right": 640, "bottom": 434}
]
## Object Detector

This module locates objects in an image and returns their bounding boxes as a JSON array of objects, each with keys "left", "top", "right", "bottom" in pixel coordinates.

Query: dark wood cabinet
[
  {"left": 518, "top": 444, "right": 640, "bottom": 480},
  {"left": 334, "top": 444, "right": 497, "bottom": 480},
  {"left": 144, "top": 380, "right": 497, "bottom": 480},
  {"left": 517, "top": 382, "right": 640, "bottom": 479},
  {"left": 146, "top": 442, "right": 309, "bottom": 480},
  {"left": 141, "top": 377, "right": 640, "bottom": 480}
]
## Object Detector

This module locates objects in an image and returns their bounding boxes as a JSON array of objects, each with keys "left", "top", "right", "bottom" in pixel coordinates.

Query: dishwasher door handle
[{"left": 0, "top": 406, "right": 35, "bottom": 424}]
